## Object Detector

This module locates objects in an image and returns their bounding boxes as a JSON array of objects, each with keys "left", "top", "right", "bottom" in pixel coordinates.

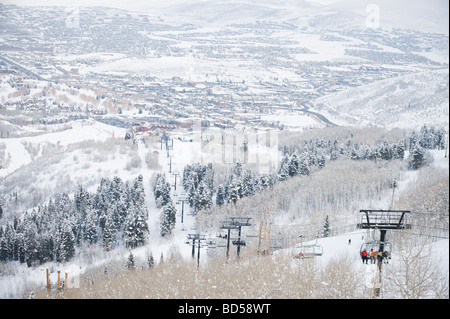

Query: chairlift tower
[
  {"left": 186, "top": 233, "right": 207, "bottom": 268},
  {"left": 178, "top": 197, "right": 188, "bottom": 224},
  {"left": 220, "top": 217, "right": 251, "bottom": 258},
  {"left": 171, "top": 172, "right": 180, "bottom": 190},
  {"left": 357, "top": 209, "right": 411, "bottom": 297}
]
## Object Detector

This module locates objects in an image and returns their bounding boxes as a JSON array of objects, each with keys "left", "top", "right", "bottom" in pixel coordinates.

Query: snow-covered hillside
[
  {"left": 0, "top": 0, "right": 448, "bottom": 300},
  {"left": 0, "top": 120, "right": 448, "bottom": 298},
  {"left": 313, "top": 68, "right": 449, "bottom": 129}
]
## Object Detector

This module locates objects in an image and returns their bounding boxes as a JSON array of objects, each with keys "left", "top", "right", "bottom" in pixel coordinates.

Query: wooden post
[
  {"left": 263, "top": 208, "right": 268, "bottom": 253},
  {"left": 65, "top": 272, "right": 68, "bottom": 292},
  {"left": 258, "top": 206, "right": 263, "bottom": 255},
  {"left": 57, "top": 270, "right": 61, "bottom": 292},
  {"left": 46, "top": 268, "right": 50, "bottom": 293},
  {"left": 266, "top": 208, "right": 271, "bottom": 255}
]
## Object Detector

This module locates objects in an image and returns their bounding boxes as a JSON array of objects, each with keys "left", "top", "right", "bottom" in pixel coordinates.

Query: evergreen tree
[
  {"left": 126, "top": 251, "right": 135, "bottom": 270},
  {"left": 216, "top": 184, "right": 225, "bottom": 206},
  {"left": 56, "top": 224, "right": 75, "bottom": 263},
  {"left": 39, "top": 234, "right": 54, "bottom": 263},
  {"left": 408, "top": 143, "right": 431, "bottom": 170},
  {"left": 16, "top": 233, "right": 25, "bottom": 263},
  {"left": 123, "top": 203, "right": 149, "bottom": 248},
  {"left": 103, "top": 215, "right": 115, "bottom": 252},
  {"left": 0, "top": 235, "right": 8, "bottom": 262},
  {"left": 83, "top": 207, "right": 98, "bottom": 245},
  {"left": 147, "top": 253, "right": 154, "bottom": 269},
  {"left": 288, "top": 153, "right": 300, "bottom": 177},
  {"left": 298, "top": 155, "right": 310, "bottom": 176},
  {"left": 323, "top": 215, "right": 331, "bottom": 238},
  {"left": 228, "top": 182, "right": 240, "bottom": 205},
  {"left": 24, "top": 221, "right": 39, "bottom": 267},
  {"left": 4, "top": 224, "right": 15, "bottom": 261},
  {"left": 409, "top": 130, "right": 418, "bottom": 151},
  {"left": 241, "top": 170, "right": 255, "bottom": 197},
  {"left": 160, "top": 200, "right": 176, "bottom": 237},
  {"left": 74, "top": 184, "right": 91, "bottom": 220},
  {"left": 154, "top": 174, "right": 171, "bottom": 208},
  {"left": 194, "top": 181, "right": 212, "bottom": 213},
  {"left": 130, "top": 175, "right": 147, "bottom": 217},
  {"left": 317, "top": 155, "right": 326, "bottom": 169}
]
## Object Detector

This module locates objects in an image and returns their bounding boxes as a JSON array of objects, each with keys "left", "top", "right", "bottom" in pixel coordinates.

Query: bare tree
[{"left": 384, "top": 232, "right": 448, "bottom": 299}]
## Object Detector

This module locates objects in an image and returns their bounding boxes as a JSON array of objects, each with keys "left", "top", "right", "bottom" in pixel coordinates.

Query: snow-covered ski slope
[{"left": 1, "top": 120, "right": 448, "bottom": 298}]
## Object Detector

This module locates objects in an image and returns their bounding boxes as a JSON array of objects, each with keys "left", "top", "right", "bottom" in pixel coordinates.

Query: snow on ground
[
  {"left": 0, "top": 123, "right": 448, "bottom": 298},
  {"left": 0, "top": 119, "right": 124, "bottom": 179},
  {"left": 312, "top": 68, "right": 449, "bottom": 129}
]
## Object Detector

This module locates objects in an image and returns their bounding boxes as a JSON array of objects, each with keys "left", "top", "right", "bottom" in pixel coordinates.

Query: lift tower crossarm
[{"left": 358, "top": 210, "right": 411, "bottom": 230}]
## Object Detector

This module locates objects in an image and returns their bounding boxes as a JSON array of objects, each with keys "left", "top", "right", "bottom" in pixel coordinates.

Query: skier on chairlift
[{"left": 360, "top": 249, "right": 368, "bottom": 264}]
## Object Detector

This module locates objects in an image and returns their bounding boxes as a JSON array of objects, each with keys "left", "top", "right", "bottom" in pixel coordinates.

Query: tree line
[
  {"left": 0, "top": 175, "right": 149, "bottom": 266},
  {"left": 181, "top": 124, "right": 446, "bottom": 216}
]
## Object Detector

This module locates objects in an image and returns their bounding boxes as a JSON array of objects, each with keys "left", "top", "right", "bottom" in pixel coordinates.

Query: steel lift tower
[
  {"left": 358, "top": 209, "right": 411, "bottom": 297},
  {"left": 220, "top": 217, "right": 251, "bottom": 258}
]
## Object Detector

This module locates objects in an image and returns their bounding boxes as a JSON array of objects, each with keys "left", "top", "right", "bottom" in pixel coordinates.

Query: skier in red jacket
[{"left": 360, "top": 250, "right": 368, "bottom": 264}]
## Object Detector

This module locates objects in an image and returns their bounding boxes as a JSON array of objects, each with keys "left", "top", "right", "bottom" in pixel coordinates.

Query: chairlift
[
  {"left": 216, "top": 232, "right": 228, "bottom": 239},
  {"left": 206, "top": 238, "right": 216, "bottom": 247},
  {"left": 232, "top": 240, "right": 246, "bottom": 246},
  {"left": 294, "top": 237, "right": 323, "bottom": 259},
  {"left": 360, "top": 240, "right": 392, "bottom": 263},
  {"left": 360, "top": 240, "right": 392, "bottom": 255}
]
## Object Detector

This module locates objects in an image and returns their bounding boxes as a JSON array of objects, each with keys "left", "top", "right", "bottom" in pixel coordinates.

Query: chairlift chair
[
  {"left": 232, "top": 240, "right": 246, "bottom": 246},
  {"left": 294, "top": 237, "right": 323, "bottom": 258},
  {"left": 360, "top": 240, "right": 392, "bottom": 255}
]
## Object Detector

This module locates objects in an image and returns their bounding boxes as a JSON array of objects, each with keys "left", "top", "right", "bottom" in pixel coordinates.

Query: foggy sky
[{"left": 1, "top": 0, "right": 448, "bottom": 34}]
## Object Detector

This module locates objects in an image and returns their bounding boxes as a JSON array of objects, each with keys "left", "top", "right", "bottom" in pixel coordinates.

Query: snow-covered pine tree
[
  {"left": 39, "top": 233, "right": 54, "bottom": 263},
  {"left": 317, "top": 155, "right": 326, "bottom": 169},
  {"left": 194, "top": 180, "right": 212, "bottom": 213},
  {"left": 23, "top": 217, "right": 39, "bottom": 267},
  {"left": 0, "top": 234, "right": 8, "bottom": 262},
  {"left": 216, "top": 184, "right": 226, "bottom": 206},
  {"left": 102, "top": 215, "right": 115, "bottom": 251},
  {"left": 154, "top": 173, "right": 172, "bottom": 208},
  {"left": 130, "top": 175, "right": 146, "bottom": 209},
  {"left": 147, "top": 253, "right": 154, "bottom": 269},
  {"left": 123, "top": 203, "right": 149, "bottom": 248},
  {"left": 82, "top": 207, "right": 98, "bottom": 245},
  {"left": 298, "top": 154, "right": 310, "bottom": 176},
  {"left": 228, "top": 182, "right": 240, "bottom": 205},
  {"left": 123, "top": 205, "right": 137, "bottom": 248},
  {"left": 408, "top": 143, "right": 432, "bottom": 170},
  {"left": 126, "top": 251, "right": 135, "bottom": 270},
  {"left": 110, "top": 177, "right": 127, "bottom": 228},
  {"left": 241, "top": 170, "right": 255, "bottom": 197},
  {"left": 16, "top": 232, "right": 25, "bottom": 263},
  {"left": 160, "top": 200, "right": 176, "bottom": 237},
  {"left": 322, "top": 215, "right": 331, "bottom": 238},
  {"left": 277, "top": 155, "right": 290, "bottom": 181},
  {"left": 288, "top": 152, "right": 300, "bottom": 177},
  {"left": 74, "top": 184, "right": 91, "bottom": 220},
  {"left": 56, "top": 223, "right": 76, "bottom": 263}
]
